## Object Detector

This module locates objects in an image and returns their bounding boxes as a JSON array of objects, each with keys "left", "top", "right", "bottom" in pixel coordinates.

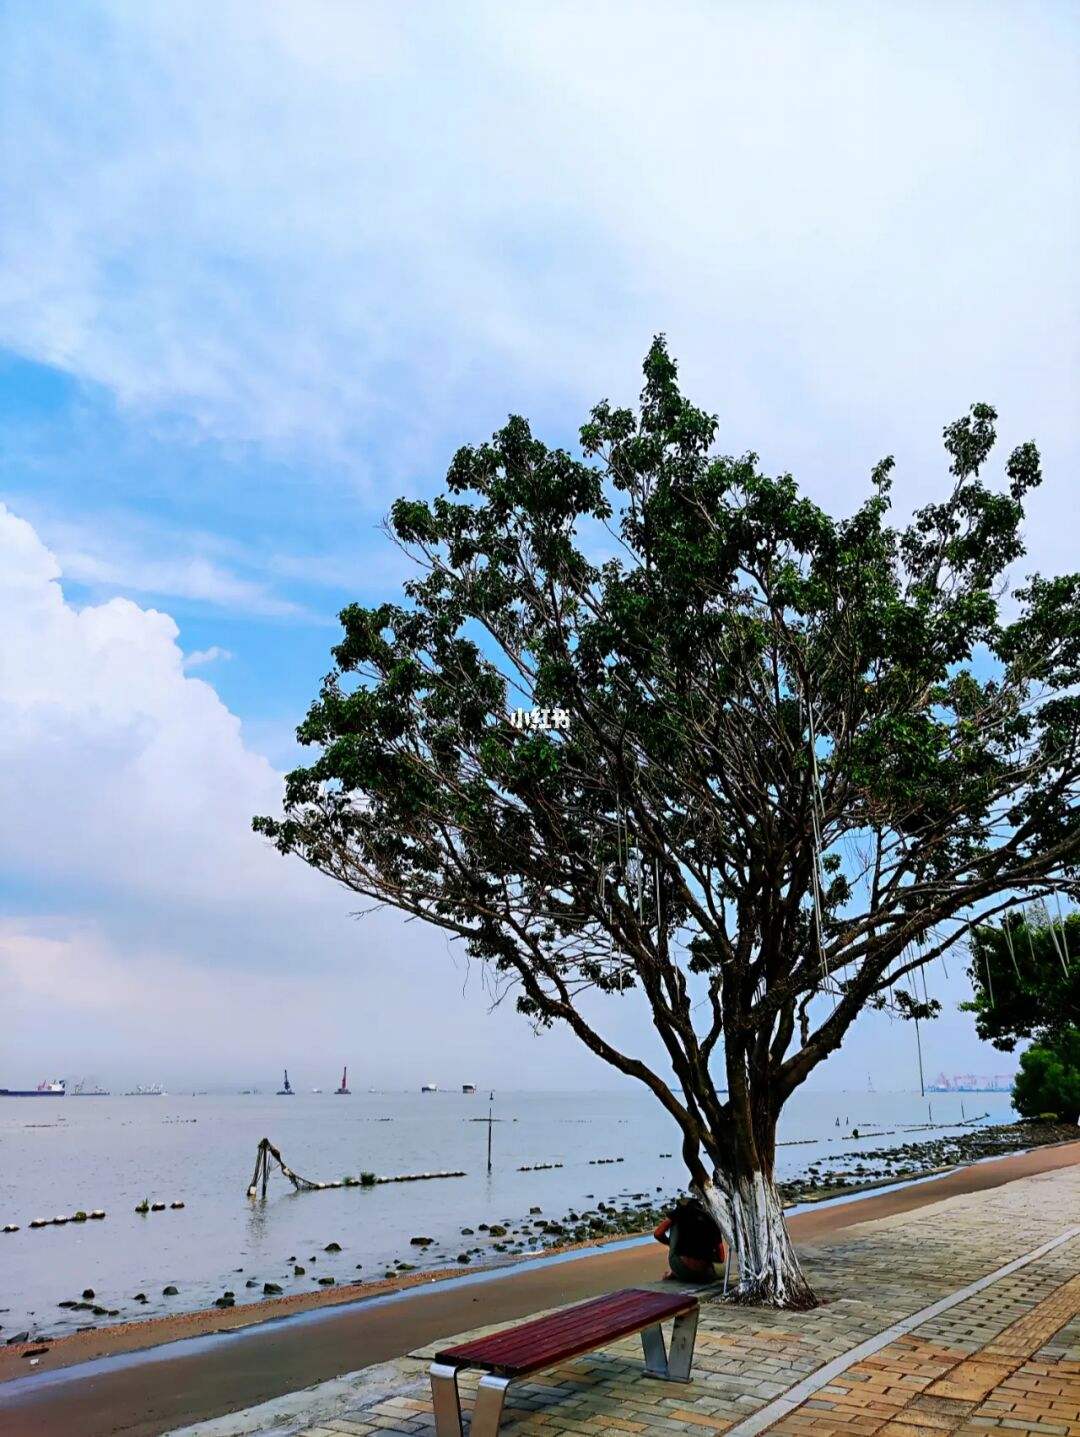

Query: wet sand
[{"left": 2, "top": 1139, "right": 1077, "bottom": 1437}]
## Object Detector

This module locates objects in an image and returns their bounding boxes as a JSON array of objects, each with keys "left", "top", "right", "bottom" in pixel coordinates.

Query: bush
[{"left": 1012, "top": 1028, "right": 1080, "bottom": 1125}]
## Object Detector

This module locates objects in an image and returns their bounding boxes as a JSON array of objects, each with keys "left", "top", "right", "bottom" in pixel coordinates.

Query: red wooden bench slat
[
  {"left": 435, "top": 1289, "right": 696, "bottom": 1373},
  {"left": 434, "top": 1288, "right": 697, "bottom": 1377},
  {"left": 446, "top": 1292, "right": 647, "bottom": 1369}
]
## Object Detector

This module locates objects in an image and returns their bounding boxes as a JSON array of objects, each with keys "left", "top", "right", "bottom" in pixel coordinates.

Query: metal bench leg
[
  {"left": 429, "top": 1362, "right": 463, "bottom": 1437},
  {"left": 470, "top": 1373, "right": 511, "bottom": 1437},
  {"left": 667, "top": 1307, "right": 698, "bottom": 1382},
  {"left": 641, "top": 1321, "right": 669, "bottom": 1378}
]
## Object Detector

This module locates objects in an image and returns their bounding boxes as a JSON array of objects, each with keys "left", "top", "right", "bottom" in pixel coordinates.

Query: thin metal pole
[{"left": 487, "top": 1092, "right": 494, "bottom": 1173}]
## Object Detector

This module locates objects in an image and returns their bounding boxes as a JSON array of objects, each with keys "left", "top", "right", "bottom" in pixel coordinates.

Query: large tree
[
  {"left": 963, "top": 910, "right": 1079, "bottom": 1050},
  {"left": 256, "top": 342, "right": 1080, "bottom": 1308},
  {"left": 964, "top": 910, "right": 1079, "bottom": 1129}
]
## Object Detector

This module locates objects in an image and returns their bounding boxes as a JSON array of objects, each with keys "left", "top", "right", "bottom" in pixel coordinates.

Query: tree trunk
[{"left": 699, "top": 1167, "right": 817, "bottom": 1310}]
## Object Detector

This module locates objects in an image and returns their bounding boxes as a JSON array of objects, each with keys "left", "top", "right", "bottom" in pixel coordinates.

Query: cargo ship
[
  {"left": 123, "top": 1083, "right": 165, "bottom": 1096},
  {"left": 71, "top": 1078, "right": 110, "bottom": 1096},
  {"left": 0, "top": 1078, "right": 65, "bottom": 1097}
]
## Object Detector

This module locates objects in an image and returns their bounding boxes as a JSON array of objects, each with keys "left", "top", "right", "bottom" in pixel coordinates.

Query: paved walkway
[{"left": 171, "top": 1165, "right": 1080, "bottom": 1437}]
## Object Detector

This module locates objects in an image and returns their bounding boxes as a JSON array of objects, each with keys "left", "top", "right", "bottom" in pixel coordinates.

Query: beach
[{"left": 2, "top": 1136, "right": 1078, "bottom": 1436}]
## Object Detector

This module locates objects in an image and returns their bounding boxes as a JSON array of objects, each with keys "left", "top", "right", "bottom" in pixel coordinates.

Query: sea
[{"left": 0, "top": 1087, "right": 1015, "bottom": 1340}]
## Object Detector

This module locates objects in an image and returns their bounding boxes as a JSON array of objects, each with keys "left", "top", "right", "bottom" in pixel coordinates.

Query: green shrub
[{"left": 1012, "top": 1028, "right": 1080, "bottom": 1125}]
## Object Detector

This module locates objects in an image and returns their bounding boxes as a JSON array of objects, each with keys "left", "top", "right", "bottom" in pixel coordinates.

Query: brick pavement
[
  {"left": 761, "top": 1269, "right": 1080, "bottom": 1436},
  {"left": 169, "top": 1165, "right": 1080, "bottom": 1437}
]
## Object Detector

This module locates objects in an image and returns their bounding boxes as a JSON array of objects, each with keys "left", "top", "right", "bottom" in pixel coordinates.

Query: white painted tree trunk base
[{"left": 700, "top": 1171, "right": 817, "bottom": 1310}]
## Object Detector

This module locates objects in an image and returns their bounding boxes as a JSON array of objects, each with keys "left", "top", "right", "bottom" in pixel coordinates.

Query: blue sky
[{"left": 0, "top": 0, "right": 1077, "bottom": 1090}]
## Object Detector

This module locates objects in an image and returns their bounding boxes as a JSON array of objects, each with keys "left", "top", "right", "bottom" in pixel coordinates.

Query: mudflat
[{"left": 1, "top": 1139, "right": 1077, "bottom": 1437}]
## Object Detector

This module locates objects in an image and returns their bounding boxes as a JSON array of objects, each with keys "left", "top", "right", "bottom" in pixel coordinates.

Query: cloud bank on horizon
[{"left": 0, "top": 0, "right": 1076, "bottom": 1086}]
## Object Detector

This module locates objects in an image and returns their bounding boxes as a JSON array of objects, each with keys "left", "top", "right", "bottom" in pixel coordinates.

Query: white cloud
[
  {"left": 56, "top": 544, "right": 309, "bottom": 618},
  {"left": 0, "top": 918, "right": 356, "bottom": 1074},
  {"left": 0, "top": 503, "right": 630, "bottom": 1085},
  {"left": 0, "top": 502, "right": 305, "bottom": 912},
  {"left": 0, "top": 506, "right": 333, "bottom": 620},
  {"left": 182, "top": 645, "right": 233, "bottom": 669},
  {"left": 1, "top": 507, "right": 395, "bottom": 618},
  {"left": 0, "top": 2, "right": 1075, "bottom": 564}
]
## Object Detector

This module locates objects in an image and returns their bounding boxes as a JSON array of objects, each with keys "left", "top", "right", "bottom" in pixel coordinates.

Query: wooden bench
[{"left": 428, "top": 1286, "right": 700, "bottom": 1435}]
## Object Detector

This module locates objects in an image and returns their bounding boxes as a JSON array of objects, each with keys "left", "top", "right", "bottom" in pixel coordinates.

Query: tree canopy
[
  {"left": 1012, "top": 1028, "right": 1080, "bottom": 1124},
  {"left": 256, "top": 339, "right": 1080, "bottom": 1305},
  {"left": 964, "top": 910, "right": 1079, "bottom": 1051}
]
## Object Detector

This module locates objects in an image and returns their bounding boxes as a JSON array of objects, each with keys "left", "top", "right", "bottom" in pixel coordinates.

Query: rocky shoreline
[
  {"left": 444, "top": 1119, "right": 1079, "bottom": 1259},
  {"left": 4, "top": 1118, "right": 1075, "bottom": 1359},
  {"left": 3, "top": 1132, "right": 1079, "bottom": 1390}
]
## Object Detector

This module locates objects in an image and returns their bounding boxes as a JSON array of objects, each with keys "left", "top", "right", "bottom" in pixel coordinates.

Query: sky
[{"left": 0, "top": 0, "right": 1077, "bottom": 1092}]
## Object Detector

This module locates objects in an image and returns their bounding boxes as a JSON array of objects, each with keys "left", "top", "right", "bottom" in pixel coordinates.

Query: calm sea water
[{"left": 0, "top": 1087, "right": 1014, "bottom": 1339}]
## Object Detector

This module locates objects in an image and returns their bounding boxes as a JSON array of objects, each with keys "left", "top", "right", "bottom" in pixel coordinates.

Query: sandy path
[{"left": 1, "top": 1139, "right": 1077, "bottom": 1437}]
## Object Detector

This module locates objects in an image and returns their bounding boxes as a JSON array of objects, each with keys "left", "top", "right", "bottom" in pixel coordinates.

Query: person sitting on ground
[{"left": 653, "top": 1195, "right": 728, "bottom": 1283}]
